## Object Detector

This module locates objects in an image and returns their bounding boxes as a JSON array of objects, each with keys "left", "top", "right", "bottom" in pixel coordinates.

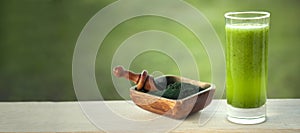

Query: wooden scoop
[{"left": 113, "top": 66, "right": 160, "bottom": 92}]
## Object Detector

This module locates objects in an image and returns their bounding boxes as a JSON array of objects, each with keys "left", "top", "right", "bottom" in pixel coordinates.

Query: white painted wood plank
[
  {"left": 0, "top": 99, "right": 299, "bottom": 132},
  {"left": 0, "top": 102, "right": 98, "bottom": 132},
  {"left": 174, "top": 99, "right": 300, "bottom": 132}
]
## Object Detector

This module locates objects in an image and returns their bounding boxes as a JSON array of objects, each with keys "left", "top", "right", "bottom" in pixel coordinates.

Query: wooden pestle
[{"left": 113, "top": 66, "right": 159, "bottom": 92}]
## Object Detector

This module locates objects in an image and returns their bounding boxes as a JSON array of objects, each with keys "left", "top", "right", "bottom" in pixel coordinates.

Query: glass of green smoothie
[{"left": 225, "top": 11, "right": 270, "bottom": 124}]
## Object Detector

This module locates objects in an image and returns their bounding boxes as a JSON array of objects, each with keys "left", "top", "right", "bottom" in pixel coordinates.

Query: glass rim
[{"left": 224, "top": 11, "right": 270, "bottom": 20}]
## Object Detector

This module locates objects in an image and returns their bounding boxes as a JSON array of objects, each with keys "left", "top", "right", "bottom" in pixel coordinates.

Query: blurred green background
[{"left": 0, "top": 0, "right": 299, "bottom": 101}]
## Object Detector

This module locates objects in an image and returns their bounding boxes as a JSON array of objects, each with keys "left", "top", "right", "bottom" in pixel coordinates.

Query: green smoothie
[{"left": 226, "top": 24, "right": 269, "bottom": 108}]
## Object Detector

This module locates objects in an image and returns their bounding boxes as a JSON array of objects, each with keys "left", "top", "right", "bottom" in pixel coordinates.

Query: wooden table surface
[{"left": 0, "top": 99, "right": 299, "bottom": 133}]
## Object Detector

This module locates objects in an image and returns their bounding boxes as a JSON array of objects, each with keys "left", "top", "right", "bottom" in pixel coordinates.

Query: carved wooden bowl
[{"left": 130, "top": 75, "right": 215, "bottom": 119}]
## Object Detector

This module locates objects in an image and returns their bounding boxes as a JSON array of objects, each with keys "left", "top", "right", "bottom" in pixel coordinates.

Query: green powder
[{"left": 147, "top": 82, "right": 205, "bottom": 100}]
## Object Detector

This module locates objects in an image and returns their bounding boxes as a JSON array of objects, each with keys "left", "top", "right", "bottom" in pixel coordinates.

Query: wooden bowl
[{"left": 130, "top": 75, "right": 215, "bottom": 119}]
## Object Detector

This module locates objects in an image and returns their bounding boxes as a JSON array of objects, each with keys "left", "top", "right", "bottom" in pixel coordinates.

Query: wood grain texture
[
  {"left": 130, "top": 85, "right": 215, "bottom": 119},
  {"left": 0, "top": 99, "right": 299, "bottom": 133},
  {"left": 130, "top": 75, "right": 215, "bottom": 119}
]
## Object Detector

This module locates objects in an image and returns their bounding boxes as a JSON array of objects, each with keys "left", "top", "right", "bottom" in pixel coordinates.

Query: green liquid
[{"left": 226, "top": 24, "right": 269, "bottom": 108}]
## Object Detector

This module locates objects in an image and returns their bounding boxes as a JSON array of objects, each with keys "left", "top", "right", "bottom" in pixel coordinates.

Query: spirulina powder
[{"left": 147, "top": 82, "right": 205, "bottom": 100}]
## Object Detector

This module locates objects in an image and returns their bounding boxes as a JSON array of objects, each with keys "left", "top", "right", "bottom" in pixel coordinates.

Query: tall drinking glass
[{"left": 225, "top": 11, "right": 270, "bottom": 124}]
